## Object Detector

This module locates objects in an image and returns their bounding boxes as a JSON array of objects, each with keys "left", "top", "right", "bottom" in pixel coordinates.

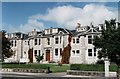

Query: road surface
[{"left": 0, "top": 72, "right": 118, "bottom": 79}]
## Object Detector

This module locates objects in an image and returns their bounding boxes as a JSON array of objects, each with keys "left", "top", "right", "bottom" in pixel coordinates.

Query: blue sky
[{"left": 2, "top": 2, "right": 118, "bottom": 33}]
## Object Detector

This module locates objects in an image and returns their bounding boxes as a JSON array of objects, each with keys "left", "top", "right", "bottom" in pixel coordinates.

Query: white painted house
[{"left": 5, "top": 23, "right": 105, "bottom": 64}]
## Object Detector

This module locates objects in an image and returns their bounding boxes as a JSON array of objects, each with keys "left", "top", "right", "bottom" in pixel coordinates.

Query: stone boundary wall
[
  {"left": 67, "top": 70, "right": 117, "bottom": 77},
  {"left": 0, "top": 68, "right": 48, "bottom": 73}
]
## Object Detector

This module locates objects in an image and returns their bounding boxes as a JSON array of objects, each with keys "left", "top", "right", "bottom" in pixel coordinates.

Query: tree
[
  {"left": 0, "top": 30, "right": 13, "bottom": 62},
  {"left": 93, "top": 19, "right": 120, "bottom": 66},
  {"left": 28, "top": 48, "right": 33, "bottom": 63},
  {"left": 61, "top": 34, "right": 72, "bottom": 64}
]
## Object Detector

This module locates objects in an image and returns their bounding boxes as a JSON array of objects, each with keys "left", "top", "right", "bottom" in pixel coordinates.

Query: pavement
[{"left": 0, "top": 71, "right": 119, "bottom": 79}]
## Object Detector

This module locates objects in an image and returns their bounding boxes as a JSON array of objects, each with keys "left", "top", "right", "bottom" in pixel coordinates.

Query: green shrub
[
  {"left": 35, "top": 54, "right": 44, "bottom": 63},
  {"left": 96, "top": 60, "right": 104, "bottom": 64},
  {"left": 110, "top": 64, "right": 118, "bottom": 72}
]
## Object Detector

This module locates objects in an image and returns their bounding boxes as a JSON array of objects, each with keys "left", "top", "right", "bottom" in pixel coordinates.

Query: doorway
[{"left": 46, "top": 50, "right": 50, "bottom": 61}]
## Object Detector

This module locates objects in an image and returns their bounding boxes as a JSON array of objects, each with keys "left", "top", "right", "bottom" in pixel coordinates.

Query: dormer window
[
  {"left": 47, "top": 30, "right": 49, "bottom": 34},
  {"left": 59, "top": 31, "right": 63, "bottom": 34},
  {"left": 50, "top": 29, "right": 52, "bottom": 33},
  {"left": 38, "top": 34, "right": 41, "bottom": 36}
]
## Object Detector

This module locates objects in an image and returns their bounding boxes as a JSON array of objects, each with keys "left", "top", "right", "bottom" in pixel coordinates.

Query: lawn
[
  {"left": 50, "top": 64, "right": 70, "bottom": 73},
  {"left": 2, "top": 63, "right": 118, "bottom": 72},
  {"left": 2, "top": 63, "right": 70, "bottom": 72}
]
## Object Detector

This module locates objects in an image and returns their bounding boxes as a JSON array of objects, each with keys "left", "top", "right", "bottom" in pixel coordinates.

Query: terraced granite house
[{"left": 5, "top": 23, "right": 108, "bottom": 64}]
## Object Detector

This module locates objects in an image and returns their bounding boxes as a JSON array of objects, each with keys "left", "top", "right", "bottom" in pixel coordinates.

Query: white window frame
[
  {"left": 55, "top": 48, "right": 58, "bottom": 56},
  {"left": 88, "top": 49, "right": 92, "bottom": 56},
  {"left": 34, "top": 38, "right": 37, "bottom": 45},
  {"left": 55, "top": 37, "right": 59, "bottom": 44},
  {"left": 76, "top": 38, "right": 79, "bottom": 44},
  {"left": 88, "top": 35, "right": 93, "bottom": 44}
]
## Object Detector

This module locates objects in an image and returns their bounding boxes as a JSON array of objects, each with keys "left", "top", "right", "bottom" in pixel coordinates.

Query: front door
[{"left": 46, "top": 50, "right": 50, "bottom": 61}]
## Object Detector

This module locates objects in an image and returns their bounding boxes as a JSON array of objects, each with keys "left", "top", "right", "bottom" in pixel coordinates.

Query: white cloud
[
  {"left": 19, "top": 19, "right": 44, "bottom": 33},
  {"left": 4, "top": 19, "right": 44, "bottom": 33},
  {"left": 5, "top": 3, "right": 117, "bottom": 33},
  {"left": 31, "top": 3, "right": 117, "bottom": 30}
]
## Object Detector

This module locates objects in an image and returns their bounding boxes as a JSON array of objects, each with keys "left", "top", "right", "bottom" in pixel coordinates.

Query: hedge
[
  {"left": 2, "top": 63, "right": 55, "bottom": 69},
  {"left": 70, "top": 64, "right": 117, "bottom": 72}
]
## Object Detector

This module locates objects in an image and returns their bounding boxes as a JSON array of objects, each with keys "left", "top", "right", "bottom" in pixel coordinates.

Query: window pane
[
  {"left": 39, "top": 50, "right": 40, "bottom": 56},
  {"left": 55, "top": 37, "right": 59, "bottom": 44},
  {"left": 73, "top": 38, "right": 75, "bottom": 43},
  {"left": 76, "top": 50, "right": 80, "bottom": 54},
  {"left": 94, "top": 53, "right": 96, "bottom": 56},
  {"left": 15, "top": 40, "right": 16, "bottom": 46},
  {"left": 94, "top": 48, "right": 96, "bottom": 52},
  {"left": 88, "top": 39, "right": 92, "bottom": 44},
  {"left": 34, "top": 39, "right": 37, "bottom": 45},
  {"left": 94, "top": 48, "right": 96, "bottom": 56},
  {"left": 88, "top": 49, "right": 92, "bottom": 52},
  {"left": 76, "top": 38, "right": 79, "bottom": 43},
  {"left": 47, "top": 38, "right": 50, "bottom": 45},
  {"left": 72, "top": 50, "right": 75, "bottom": 55},
  {"left": 88, "top": 35, "right": 92, "bottom": 44},
  {"left": 88, "top": 49, "right": 92, "bottom": 56},
  {"left": 60, "top": 36, "right": 62, "bottom": 44},
  {"left": 60, "top": 48, "right": 62, "bottom": 56},
  {"left": 11, "top": 41, "right": 13, "bottom": 46},
  {"left": 88, "top": 35, "right": 92, "bottom": 38},
  {"left": 39, "top": 39, "right": 40, "bottom": 45},
  {"left": 55, "top": 49, "right": 58, "bottom": 56},
  {"left": 34, "top": 50, "right": 37, "bottom": 56},
  {"left": 28, "top": 41, "right": 29, "bottom": 45}
]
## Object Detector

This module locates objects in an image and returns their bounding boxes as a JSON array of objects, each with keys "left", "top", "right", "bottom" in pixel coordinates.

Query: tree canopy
[
  {"left": 93, "top": 19, "right": 120, "bottom": 65},
  {"left": 0, "top": 30, "right": 13, "bottom": 61}
]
